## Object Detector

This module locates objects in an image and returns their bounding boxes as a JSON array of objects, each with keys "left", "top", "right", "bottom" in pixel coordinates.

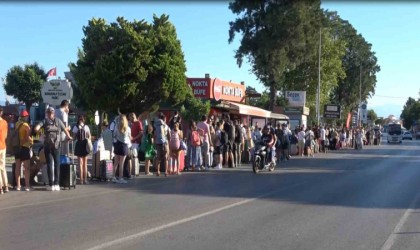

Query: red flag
[
  {"left": 47, "top": 67, "right": 57, "bottom": 77},
  {"left": 346, "top": 112, "right": 352, "bottom": 129}
]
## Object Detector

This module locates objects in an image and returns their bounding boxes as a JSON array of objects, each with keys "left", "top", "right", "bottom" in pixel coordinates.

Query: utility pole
[
  {"left": 317, "top": 28, "right": 321, "bottom": 126},
  {"left": 359, "top": 65, "right": 362, "bottom": 127}
]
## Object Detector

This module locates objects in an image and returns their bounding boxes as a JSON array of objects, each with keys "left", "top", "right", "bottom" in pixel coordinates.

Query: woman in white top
[
  {"left": 112, "top": 115, "right": 132, "bottom": 184},
  {"left": 72, "top": 115, "right": 91, "bottom": 185}
]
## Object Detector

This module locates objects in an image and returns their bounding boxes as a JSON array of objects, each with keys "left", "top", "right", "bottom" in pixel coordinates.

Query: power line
[{"left": 373, "top": 95, "right": 414, "bottom": 99}]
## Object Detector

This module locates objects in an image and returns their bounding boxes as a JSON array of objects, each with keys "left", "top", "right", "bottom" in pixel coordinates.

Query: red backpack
[{"left": 191, "top": 130, "right": 201, "bottom": 146}]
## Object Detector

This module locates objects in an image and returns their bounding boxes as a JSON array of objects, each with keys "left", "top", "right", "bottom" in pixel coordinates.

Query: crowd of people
[{"left": 0, "top": 100, "right": 383, "bottom": 193}]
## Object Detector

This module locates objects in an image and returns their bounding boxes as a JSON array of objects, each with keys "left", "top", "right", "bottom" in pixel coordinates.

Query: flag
[
  {"left": 346, "top": 112, "right": 352, "bottom": 129},
  {"left": 47, "top": 67, "right": 57, "bottom": 77}
]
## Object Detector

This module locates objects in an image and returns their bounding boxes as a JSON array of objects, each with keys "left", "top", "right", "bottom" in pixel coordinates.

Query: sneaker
[
  {"left": 54, "top": 185, "right": 61, "bottom": 191},
  {"left": 118, "top": 178, "right": 127, "bottom": 184},
  {"left": 111, "top": 177, "right": 117, "bottom": 183},
  {"left": 25, "top": 188, "right": 30, "bottom": 192},
  {"left": 16, "top": 187, "right": 21, "bottom": 191},
  {"left": 46, "top": 186, "right": 53, "bottom": 191}
]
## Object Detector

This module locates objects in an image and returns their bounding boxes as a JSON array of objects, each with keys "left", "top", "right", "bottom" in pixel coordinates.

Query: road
[{"left": 1, "top": 140, "right": 420, "bottom": 250}]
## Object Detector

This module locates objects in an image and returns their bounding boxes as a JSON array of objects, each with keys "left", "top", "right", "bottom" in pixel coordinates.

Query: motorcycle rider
[{"left": 260, "top": 125, "right": 276, "bottom": 164}]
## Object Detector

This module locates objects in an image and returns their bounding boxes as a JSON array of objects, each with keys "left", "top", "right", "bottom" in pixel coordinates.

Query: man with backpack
[
  {"left": 34, "top": 107, "right": 73, "bottom": 191},
  {"left": 197, "top": 115, "right": 213, "bottom": 170},
  {"left": 223, "top": 114, "right": 235, "bottom": 168},
  {"left": 56, "top": 100, "right": 70, "bottom": 155}
]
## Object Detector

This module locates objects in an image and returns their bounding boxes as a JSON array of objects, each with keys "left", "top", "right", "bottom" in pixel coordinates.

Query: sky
[{"left": 0, "top": 1, "right": 419, "bottom": 118}]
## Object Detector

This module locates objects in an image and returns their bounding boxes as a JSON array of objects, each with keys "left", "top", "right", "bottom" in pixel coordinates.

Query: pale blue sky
[{"left": 0, "top": 1, "right": 419, "bottom": 117}]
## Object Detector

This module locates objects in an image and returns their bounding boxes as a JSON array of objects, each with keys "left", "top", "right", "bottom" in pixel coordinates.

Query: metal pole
[
  {"left": 317, "top": 28, "right": 321, "bottom": 126},
  {"left": 359, "top": 65, "right": 362, "bottom": 127}
]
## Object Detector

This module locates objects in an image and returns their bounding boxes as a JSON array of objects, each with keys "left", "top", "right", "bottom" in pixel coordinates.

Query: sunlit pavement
[{"left": 2, "top": 140, "right": 420, "bottom": 250}]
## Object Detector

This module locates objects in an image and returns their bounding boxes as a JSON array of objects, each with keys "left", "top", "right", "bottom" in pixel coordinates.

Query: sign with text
[
  {"left": 284, "top": 106, "right": 310, "bottom": 116},
  {"left": 187, "top": 77, "right": 245, "bottom": 103},
  {"left": 323, "top": 104, "right": 341, "bottom": 119},
  {"left": 41, "top": 79, "right": 73, "bottom": 107},
  {"left": 285, "top": 91, "right": 306, "bottom": 107}
]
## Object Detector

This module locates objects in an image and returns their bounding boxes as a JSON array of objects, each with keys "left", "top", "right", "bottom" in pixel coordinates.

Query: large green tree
[
  {"left": 327, "top": 12, "right": 380, "bottom": 114},
  {"left": 70, "top": 15, "right": 190, "bottom": 114},
  {"left": 4, "top": 62, "right": 46, "bottom": 112},
  {"left": 229, "top": 0, "right": 323, "bottom": 111},
  {"left": 367, "top": 109, "right": 378, "bottom": 124}
]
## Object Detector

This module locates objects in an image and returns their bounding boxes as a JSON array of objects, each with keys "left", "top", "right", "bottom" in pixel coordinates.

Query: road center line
[
  {"left": 87, "top": 181, "right": 307, "bottom": 250},
  {"left": 380, "top": 192, "right": 420, "bottom": 250}
]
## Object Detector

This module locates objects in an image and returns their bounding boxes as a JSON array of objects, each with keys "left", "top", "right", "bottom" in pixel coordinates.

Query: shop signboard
[
  {"left": 41, "top": 79, "right": 73, "bottom": 107},
  {"left": 323, "top": 104, "right": 341, "bottom": 119},
  {"left": 285, "top": 91, "right": 306, "bottom": 107},
  {"left": 284, "top": 106, "right": 310, "bottom": 116},
  {"left": 187, "top": 77, "right": 245, "bottom": 103}
]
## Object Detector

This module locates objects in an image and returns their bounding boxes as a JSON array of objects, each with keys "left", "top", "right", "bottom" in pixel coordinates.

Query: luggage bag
[
  {"left": 59, "top": 141, "right": 77, "bottom": 189},
  {"left": 100, "top": 160, "right": 114, "bottom": 181}
]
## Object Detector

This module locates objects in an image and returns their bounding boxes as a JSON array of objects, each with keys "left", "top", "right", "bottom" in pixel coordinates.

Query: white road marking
[
  {"left": 380, "top": 193, "right": 420, "bottom": 250},
  {"left": 87, "top": 182, "right": 307, "bottom": 250}
]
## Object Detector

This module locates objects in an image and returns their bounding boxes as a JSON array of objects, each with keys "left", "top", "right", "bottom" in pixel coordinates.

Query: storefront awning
[
  {"left": 222, "top": 101, "right": 272, "bottom": 118},
  {"left": 270, "top": 112, "right": 289, "bottom": 120}
]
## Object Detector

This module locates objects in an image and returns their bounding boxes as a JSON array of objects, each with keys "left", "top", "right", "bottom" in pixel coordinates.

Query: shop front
[{"left": 187, "top": 75, "right": 288, "bottom": 126}]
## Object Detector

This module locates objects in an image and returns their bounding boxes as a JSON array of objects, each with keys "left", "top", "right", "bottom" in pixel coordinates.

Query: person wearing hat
[
  {"left": 14, "top": 110, "right": 33, "bottom": 191},
  {"left": 34, "top": 106, "right": 73, "bottom": 191},
  {"left": 0, "top": 107, "right": 9, "bottom": 194}
]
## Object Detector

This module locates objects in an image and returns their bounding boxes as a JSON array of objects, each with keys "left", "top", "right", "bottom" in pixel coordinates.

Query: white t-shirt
[
  {"left": 298, "top": 131, "right": 306, "bottom": 141},
  {"left": 320, "top": 128, "right": 326, "bottom": 141}
]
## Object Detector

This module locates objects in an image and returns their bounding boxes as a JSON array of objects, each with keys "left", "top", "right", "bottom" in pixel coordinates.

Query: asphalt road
[{"left": 1, "top": 140, "right": 420, "bottom": 250}]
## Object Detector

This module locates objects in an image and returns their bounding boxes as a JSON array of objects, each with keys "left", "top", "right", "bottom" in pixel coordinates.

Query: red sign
[
  {"left": 187, "top": 78, "right": 211, "bottom": 99},
  {"left": 187, "top": 77, "right": 246, "bottom": 103},
  {"left": 213, "top": 78, "right": 222, "bottom": 101}
]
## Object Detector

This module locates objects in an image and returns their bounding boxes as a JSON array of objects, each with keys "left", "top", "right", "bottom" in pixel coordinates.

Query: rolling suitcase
[
  {"left": 91, "top": 150, "right": 111, "bottom": 180},
  {"left": 59, "top": 141, "right": 77, "bottom": 189},
  {"left": 100, "top": 160, "right": 113, "bottom": 181}
]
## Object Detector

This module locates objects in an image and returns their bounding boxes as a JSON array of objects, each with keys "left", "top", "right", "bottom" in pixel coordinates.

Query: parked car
[{"left": 402, "top": 131, "right": 413, "bottom": 140}]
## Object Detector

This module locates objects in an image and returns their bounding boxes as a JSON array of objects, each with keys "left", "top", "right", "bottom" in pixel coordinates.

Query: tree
[
  {"left": 229, "top": 0, "right": 323, "bottom": 111},
  {"left": 4, "top": 62, "right": 46, "bottom": 113},
  {"left": 180, "top": 92, "right": 211, "bottom": 122},
  {"left": 400, "top": 97, "right": 420, "bottom": 129},
  {"left": 367, "top": 109, "right": 378, "bottom": 123},
  {"left": 327, "top": 12, "right": 380, "bottom": 114},
  {"left": 283, "top": 11, "right": 346, "bottom": 122},
  {"left": 70, "top": 15, "right": 190, "bottom": 114}
]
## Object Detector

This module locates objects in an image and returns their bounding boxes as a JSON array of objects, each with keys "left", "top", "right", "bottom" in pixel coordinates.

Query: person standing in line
[
  {"left": 169, "top": 122, "right": 183, "bottom": 175},
  {"left": 223, "top": 115, "right": 235, "bottom": 168},
  {"left": 34, "top": 107, "right": 73, "bottom": 191},
  {"left": 153, "top": 113, "right": 170, "bottom": 176},
  {"left": 233, "top": 119, "right": 244, "bottom": 167},
  {"left": 14, "top": 110, "right": 33, "bottom": 191},
  {"left": 168, "top": 111, "right": 181, "bottom": 130},
  {"left": 72, "top": 115, "right": 91, "bottom": 185},
  {"left": 143, "top": 124, "right": 155, "bottom": 175},
  {"left": 197, "top": 115, "right": 212, "bottom": 171},
  {"left": 129, "top": 113, "right": 143, "bottom": 178},
  {"left": 0, "top": 107, "right": 9, "bottom": 194},
  {"left": 111, "top": 115, "right": 132, "bottom": 183},
  {"left": 319, "top": 125, "right": 326, "bottom": 153},
  {"left": 187, "top": 121, "right": 203, "bottom": 172},
  {"left": 55, "top": 100, "right": 70, "bottom": 155},
  {"left": 297, "top": 127, "right": 306, "bottom": 157}
]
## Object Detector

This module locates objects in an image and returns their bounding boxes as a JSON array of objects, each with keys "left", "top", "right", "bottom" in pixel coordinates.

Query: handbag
[{"left": 86, "top": 138, "right": 93, "bottom": 154}]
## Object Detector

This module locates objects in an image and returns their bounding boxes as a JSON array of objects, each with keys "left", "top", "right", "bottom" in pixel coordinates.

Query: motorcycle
[{"left": 253, "top": 143, "right": 276, "bottom": 174}]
